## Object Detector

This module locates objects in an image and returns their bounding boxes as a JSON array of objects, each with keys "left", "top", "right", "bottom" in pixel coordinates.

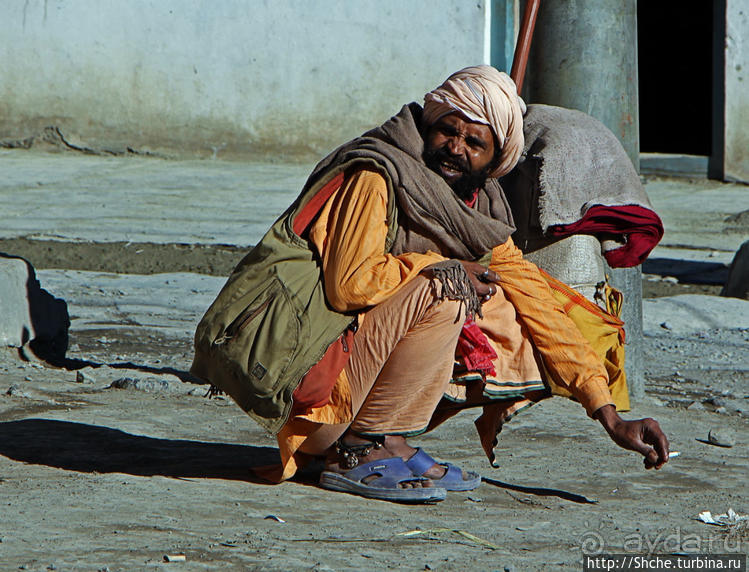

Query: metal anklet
[{"left": 334, "top": 436, "right": 384, "bottom": 469}]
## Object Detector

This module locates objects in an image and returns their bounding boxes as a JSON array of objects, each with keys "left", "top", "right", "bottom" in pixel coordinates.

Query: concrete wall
[
  {"left": 0, "top": 1, "right": 488, "bottom": 160},
  {"left": 724, "top": 0, "right": 749, "bottom": 182}
]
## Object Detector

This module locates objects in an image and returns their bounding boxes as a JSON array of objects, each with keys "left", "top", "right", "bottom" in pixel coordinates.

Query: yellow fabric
[
  {"left": 274, "top": 368, "right": 353, "bottom": 481},
  {"left": 275, "top": 169, "right": 616, "bottom": 480},
  {"left": 423, "top": 65, "right": 525, "bottom": 178},
  {"left": 445, "top": 283, "right": 546, "bottom": 403},
  {"left": 309, "top": 169, "right": 446, "bottom": 312},
  {"left": 540, "top": 271, "right": 630, "bottom": 412},
  {"left": 487, "top": 239, "right": 614, "bottom": 416}
]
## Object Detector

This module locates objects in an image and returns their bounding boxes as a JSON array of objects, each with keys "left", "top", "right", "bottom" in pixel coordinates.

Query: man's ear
[
  {"left": 488, "top": 147, "right": 502, "bottom": 173},
  {"left": 489, "top": 131, "right": 502, "bottom": 170}
]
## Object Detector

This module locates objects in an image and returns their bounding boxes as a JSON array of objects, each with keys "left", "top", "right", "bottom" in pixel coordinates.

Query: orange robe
[{"left": 274, "top": 168, "right": 614, "bottom": 480}]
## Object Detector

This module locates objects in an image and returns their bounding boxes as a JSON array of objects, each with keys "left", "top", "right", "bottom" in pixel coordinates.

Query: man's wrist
[{"left": 593, "top": 404, "right": 621, "bottom": 434}]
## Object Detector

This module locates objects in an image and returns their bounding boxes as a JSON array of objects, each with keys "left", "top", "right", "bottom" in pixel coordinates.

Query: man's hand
[
  {"left": 458, "top": 261, "right": 501, "bottom": 303},
  {"left": 594, "top": 404, "right": 670, "bottom": 469}
]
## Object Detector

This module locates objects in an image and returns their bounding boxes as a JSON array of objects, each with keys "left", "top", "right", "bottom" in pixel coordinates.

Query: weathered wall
[
  {"left": 724, "top": 0, "right": 749, "bottom": 183},
  {"left": 0, "top": 1, "right": 487, "bottom": 159}
]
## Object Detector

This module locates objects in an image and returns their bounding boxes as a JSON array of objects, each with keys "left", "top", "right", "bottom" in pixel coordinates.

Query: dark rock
[
  {"left": 721, "top": 240, "right": 749, "bottom": 299},
  {"left": 108, "top": 376, "right": 177, "bottom": 392},
  {"left": 708, "top": 428, "right": 736, "bottom": 447}
]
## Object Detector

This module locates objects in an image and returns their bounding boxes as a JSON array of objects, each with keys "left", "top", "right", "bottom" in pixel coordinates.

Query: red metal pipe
[{"left": 510, "top": 0, "right": 541, "bottom": 93}]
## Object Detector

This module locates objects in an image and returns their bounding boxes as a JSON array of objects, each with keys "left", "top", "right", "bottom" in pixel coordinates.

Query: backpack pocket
[{"left": 211, "top": 277, "right": 301, "bottom": 400}]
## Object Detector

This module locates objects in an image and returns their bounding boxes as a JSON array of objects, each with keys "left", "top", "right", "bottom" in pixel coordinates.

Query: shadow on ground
[
  {"left": 0, "top": 418, "right": 279, "bottom": 482},
  {"left": 643, "top": 257, "right": 728, "bottom": 285},
  {"left": 61, "top": 355, "right": 204, "bottom": 384},
  {"left": 481, "top": 476, "right": 598, "bottom": 504}
]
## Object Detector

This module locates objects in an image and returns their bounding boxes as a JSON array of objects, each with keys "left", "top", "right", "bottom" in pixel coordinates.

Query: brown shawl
[{"left": 305, "top": 102, "right": 516, "bottom": 261}]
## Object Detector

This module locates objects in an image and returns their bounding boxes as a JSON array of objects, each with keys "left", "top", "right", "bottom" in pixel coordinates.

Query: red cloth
[
  {"left": 456, "top": 317, "right": 497, "bottom": 377},
  {"left": 455, "top": 189, "right": 496, "bottom": 377},
  {"left": 292, "top": 172, "right": 345, "bottom": 237},
  {"left": 548, "top": 204, "right": 664, "bottom": 268},
  {"left": 463, "top": 190, "right": 479, "bottom": 208},
  {"left": 292, "top": 328, "right": 355, "bottom": 411}
]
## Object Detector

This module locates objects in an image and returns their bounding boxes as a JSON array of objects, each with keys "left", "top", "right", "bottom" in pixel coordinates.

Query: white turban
[{"left": 423, "top": 65, "right": 526, "bottom": 178}]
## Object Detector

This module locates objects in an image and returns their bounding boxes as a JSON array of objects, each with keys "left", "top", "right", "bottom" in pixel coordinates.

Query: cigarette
[{"left": 669, "top": 451, "right": 681, "bottom": 458}]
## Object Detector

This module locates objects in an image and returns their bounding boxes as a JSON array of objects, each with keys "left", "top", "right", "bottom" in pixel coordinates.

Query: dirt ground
[{"left": 0, "top": 241, "right": 746, "bottom": 571}]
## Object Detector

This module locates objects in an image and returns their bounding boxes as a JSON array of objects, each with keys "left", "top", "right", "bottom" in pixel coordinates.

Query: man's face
[{"left": 423, "top": 112, "right": 497, "bottom": 199}]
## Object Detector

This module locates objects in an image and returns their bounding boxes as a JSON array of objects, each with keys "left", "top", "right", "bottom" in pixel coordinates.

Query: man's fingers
[
  {"left": 480, "top": 284, "right": 496, "bottom": 302},
  {"left": 642, "top": 447, "right": 659, "bottom": 470},
  {"left": 627, "top": 434, "right": 654, "bottom": 458},
  {"left": 627, "top": 419, "right": 669, "bottom": 470},
  {"left": 643, "top": 418, "right": 670, "bottom": 468},
  {"left": 478, "top": 268, "right": 501, "bottom": 284},
  {"left": 458, "top": 261, "right": 498, "bottom": 300},
  {"left": 606, "top": 416, "right": 671, "bottom": 471},
  {"left": 652, "top": 435, "right": 670, "bottom": 468}
]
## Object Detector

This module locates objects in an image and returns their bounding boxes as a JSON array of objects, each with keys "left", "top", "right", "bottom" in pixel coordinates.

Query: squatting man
[{"left": 192, "top": 65, "right": 670, "bottom": 503}]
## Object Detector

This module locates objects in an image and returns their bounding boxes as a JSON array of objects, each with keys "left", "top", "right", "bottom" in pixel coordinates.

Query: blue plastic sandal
[
  {"left": 405, "top": 448, "right": 482, "bottom": 491},
  {"left": 319, "top": 457, "right": 446, "bottom": 503}
]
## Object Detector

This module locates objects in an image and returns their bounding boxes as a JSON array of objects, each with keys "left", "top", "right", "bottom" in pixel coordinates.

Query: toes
[{"left": 398, "top": 479, "right": 434, "bottom": 489}]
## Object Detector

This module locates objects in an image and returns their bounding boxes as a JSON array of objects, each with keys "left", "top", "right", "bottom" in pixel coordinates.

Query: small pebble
[
  {"left": 687, "top": 401, "right": 705, "bottom": 411},
  {"left": 5, "top": 385, "right": 30, "bottom": 398},
  {"left": 109, "top": 376, "right": 175, "bottom": 393},
  {"left": 76, "top": 371, "right": 96, "bottom": 384},
  {"left": 708, "top": 428, "right": 736, "bottom": 447},
  {"left": 721, "top": 398, "right": 749, "bottom": 415}
]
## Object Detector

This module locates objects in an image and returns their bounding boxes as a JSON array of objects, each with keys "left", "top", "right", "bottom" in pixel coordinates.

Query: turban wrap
[{"left": 423, "top": 65, "right": 526, "bottom": 178}]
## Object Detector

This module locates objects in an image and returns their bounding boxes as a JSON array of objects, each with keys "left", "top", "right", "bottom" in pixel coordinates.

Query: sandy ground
[
  {"left": 0, "top": 151, "right": 747, "bottom": 571},
  {"left": 0, "top": 258, "right": 746, "bottom": 571}
]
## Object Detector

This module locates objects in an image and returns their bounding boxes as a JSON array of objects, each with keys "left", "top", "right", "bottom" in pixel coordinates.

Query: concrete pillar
[
  {"left": 524, "top": 0, "right": 645, "bottom": 399},
  {"left": 722, "top": 0, "right": 749, "bottom": 183},
  {"left": 0, "top": 255, "right": 69, "bottom": 362}
]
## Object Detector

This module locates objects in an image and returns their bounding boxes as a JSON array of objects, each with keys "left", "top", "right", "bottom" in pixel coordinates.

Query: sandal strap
[
  {"left": 405, "top": 448, "right": 440, "bottom": 476},
  {"left": 343, "top": 457, "right": 427, "bottom": 489}
]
